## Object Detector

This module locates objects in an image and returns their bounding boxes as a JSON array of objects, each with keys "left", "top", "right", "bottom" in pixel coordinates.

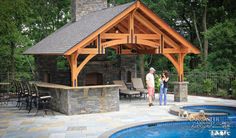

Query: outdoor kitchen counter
[
  {"left": 35, "top": 82, "right": 120, "bottom": 115},
  {"left": 35, "top": 82, "right": 121, "bottom": 90}
]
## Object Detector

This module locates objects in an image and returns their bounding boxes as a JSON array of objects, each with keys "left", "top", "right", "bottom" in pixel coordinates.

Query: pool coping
[
  {"left": 99, "top": 103, "right": 236, "bottom": 138},
  {"left": 169, "top": 103, "right": 236, "bottom": 116}
]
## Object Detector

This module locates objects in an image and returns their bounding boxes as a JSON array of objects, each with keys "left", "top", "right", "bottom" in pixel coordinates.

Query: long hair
[{"left": 163, "top": 70, "right": 169, "bottom": 78}]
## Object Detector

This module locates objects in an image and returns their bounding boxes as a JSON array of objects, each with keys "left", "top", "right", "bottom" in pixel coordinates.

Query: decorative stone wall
[
  {"left": 173, "top": 81, "right": 189, "bottom": 102},
  {"left": 78, "top": 61, "right": 120, "bottom": 86},
  {"left": 38, "top": 85, "right": 120, "bottom": 115},
  {"left": 71, "top": 0, "right": 107, "bottom": 21},
  {"left": 120, "top": 55, "right": 137, "bottom": 83}
]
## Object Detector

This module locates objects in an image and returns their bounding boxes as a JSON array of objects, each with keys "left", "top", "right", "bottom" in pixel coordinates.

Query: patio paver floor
[{"left": 0, "top": 94, "right": 236, "bottom": 138}]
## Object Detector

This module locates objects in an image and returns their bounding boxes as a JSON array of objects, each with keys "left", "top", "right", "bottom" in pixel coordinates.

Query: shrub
[
  {"left": 232, "top": 91, "right": 236, "bottom": 99},
  {"left": 202, "top": 79, "right": 214, "bottom": 95},
  {"left": 232, "top": 80, "right": 236, "bottom": 99},
  {"left": 216, "top": 89, "right": 228, "bottom": 97},
  {"left": 155, "top": 74, "right": 161, "bottom": 92},
  {"left": 232, "top": 79, "right": 236, "bottom": 90},
  {"left": 188, "top": 82, "right": 204, "bottom": 95}
]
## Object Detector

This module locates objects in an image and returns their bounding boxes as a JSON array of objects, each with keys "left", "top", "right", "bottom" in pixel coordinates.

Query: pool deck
[{"left": 0, "top": 94, "right": 236, "bottom": 138}]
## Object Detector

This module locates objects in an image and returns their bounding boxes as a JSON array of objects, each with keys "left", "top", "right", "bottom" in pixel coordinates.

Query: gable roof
[
  {"left": 24, "top": 1, "right": 200, "bottom": 55},
  {"left": 24, "top": 2, "right": 135, "bottom": 55}
]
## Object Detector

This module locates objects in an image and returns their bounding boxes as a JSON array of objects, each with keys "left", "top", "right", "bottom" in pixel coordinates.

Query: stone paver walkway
[{"left": 0, "top": 94, "right": 236, "bottom": 138}]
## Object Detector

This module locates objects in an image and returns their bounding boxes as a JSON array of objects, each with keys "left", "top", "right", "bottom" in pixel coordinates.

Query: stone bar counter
[{"left": 36, "top": 82, "right": 120, "bottom": 115}]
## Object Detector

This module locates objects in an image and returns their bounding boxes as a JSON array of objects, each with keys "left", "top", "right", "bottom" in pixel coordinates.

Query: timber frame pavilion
[{"left": 24, "top": 1, "right": 200, "bottom": 87}]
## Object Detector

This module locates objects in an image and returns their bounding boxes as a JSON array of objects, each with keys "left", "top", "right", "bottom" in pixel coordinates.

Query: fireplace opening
[{"left": 85, "top": 72, "right": 103, "bottom": 85}]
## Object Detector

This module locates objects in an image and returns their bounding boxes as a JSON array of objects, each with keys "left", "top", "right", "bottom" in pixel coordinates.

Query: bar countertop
[{"left": 34, "top": 82, "right": 121, "bottom": 90}]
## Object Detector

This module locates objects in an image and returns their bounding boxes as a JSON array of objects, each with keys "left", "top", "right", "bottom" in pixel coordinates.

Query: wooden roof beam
[
  {"left": 134, "top": 12, "right": 181, "bottom": 51},
  {"left": 101, "top": 33, "right": 129, "bottom": 40},
  {"left": 77, "top": 48, "right": 99, "bottom": 54},
  {"left": 138, "top": 3, "right": 200, "bottom": 54}
]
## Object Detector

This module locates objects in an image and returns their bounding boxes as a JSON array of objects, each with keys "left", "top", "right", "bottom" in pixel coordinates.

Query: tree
[
  {"left": 205, "top": 20, "right": 236, "bottom": 72},
  {"left": 0, "top": 0, "right": 71, "bottom": 79},
  {"left": 0, "top": 0, "right": 29, "bottom": 79}
]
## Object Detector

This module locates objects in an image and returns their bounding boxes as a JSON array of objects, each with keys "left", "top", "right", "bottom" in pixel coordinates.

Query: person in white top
[{"left": 146, "top": 67, "right": 155, "bottom": 107}]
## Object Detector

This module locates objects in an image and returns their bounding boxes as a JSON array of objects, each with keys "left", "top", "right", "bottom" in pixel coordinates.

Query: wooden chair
[
  {"left": 131, "top": 78, "right": 148, "bottom": 99},
  {"left": 113, "top": 80, "right": 141, "bottom": 101}
]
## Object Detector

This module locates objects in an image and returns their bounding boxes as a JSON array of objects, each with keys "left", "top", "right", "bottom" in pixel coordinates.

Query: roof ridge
[{"left": 75, "top": 1, "right": 135, "bottom": 22}]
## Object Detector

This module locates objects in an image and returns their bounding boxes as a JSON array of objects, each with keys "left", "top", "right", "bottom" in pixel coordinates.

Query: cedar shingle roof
[{"left": 24, "top": 2, "right": 135, "bottom": 55}]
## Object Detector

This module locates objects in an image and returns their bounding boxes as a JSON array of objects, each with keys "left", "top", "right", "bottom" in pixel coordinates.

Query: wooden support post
[
  {"left": 67, "top": 52, "right": 79, "bottom": 87},
  {"left": 67, "top": 53, "right": 96, "bottom": 87},
  {"left": 129, "top": 11, "right": 134, "bottom": 43},
  {"left": 97, "top": 34, "right": 101, "bottom": 54},
  {"left": 178, "top": 53, "right": 186, "bottom": 82}
]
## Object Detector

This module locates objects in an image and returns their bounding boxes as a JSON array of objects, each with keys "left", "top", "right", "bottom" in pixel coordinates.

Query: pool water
[
  {"left": 110, "top": 105, "right": 236, "bottom": 138},
  {"left": 110, "top": 119, "right": 236, "bottom": 138}
]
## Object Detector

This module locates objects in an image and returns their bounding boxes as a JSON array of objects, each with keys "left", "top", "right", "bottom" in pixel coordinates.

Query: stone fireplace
[
  {"left": 85, "top": 72, "right": 103, "bottom": 85},
  {"left": 35, "top": 55, "right": 137, "bottom": 86}
]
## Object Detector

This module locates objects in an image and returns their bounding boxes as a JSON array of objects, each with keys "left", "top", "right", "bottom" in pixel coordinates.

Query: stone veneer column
[
  {"left": 120, "top": 55, "right": 137, "bottom": 82},
  {"left": 172, "top": 81, "right": 189, "bottom": 102},
  {"left": 71, "top": 0, "right": 107, "bottom": 22}
]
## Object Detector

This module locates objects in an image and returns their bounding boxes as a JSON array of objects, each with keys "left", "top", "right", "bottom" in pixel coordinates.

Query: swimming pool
[
  {"left": 106, "top": 105, "right": 236, "bottom": 138},
  {"left": 109, "top": 117, "right": 236, "bottom": 138}
]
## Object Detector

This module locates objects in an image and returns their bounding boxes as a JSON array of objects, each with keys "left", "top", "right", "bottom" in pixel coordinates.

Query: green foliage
[
  {"left": 202, "top": 78, "right": 214, "bottom": 95},
  {"left": 232, "top": 80, "right": 236, "bottom": 90},
  {"left": 26, "top": 0, "right": 71, "bottom": 42},
  {"left": 232, "top": 80, "right": 236, "bottom": 99},
  {"left": 106, "top": 48, "right": 118, "bottom": 61},
  {"left": 154, "top": 74, "right": 161, "bottom": 92},
  {"left": 205, "top": 20, "right": 236, "bottom": 72},
  {"left": 0, "top": 0, "right": 71, "bottom": 80},
  {"left": 57, "top": 57, "right": 69, "bottom": 71},
  {"left": 216, "top": 89, "right": 228, "bottom": 97},
  {"left": 188, "top": 81, "right": 203, "bottom": 95}
]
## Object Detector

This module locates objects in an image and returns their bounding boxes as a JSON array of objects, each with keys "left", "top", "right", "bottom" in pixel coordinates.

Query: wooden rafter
[{"left": 134, "top": 12, "right": 181, "bottom": 51}]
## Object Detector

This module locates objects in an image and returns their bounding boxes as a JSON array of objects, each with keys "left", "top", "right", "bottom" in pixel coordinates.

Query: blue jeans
[{"left": 159, "top": 85, "right": 167, "bottom": 105}]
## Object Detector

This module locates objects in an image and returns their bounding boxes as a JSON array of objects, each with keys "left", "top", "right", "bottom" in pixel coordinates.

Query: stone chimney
[{"left": 72, "top": 0, "right": 108, "bottom": 22}]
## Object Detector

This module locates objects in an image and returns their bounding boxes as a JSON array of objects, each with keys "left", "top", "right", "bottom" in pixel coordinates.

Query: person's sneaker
[{"left": 148, "top": 103, "right": 152, "bottom": 107}]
